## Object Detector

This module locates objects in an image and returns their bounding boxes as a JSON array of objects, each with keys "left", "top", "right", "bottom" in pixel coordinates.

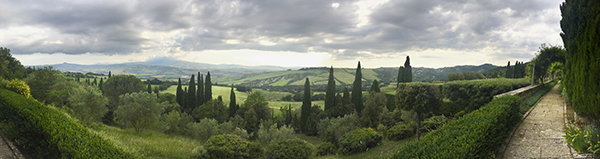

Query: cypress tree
[
  {"left": 187, "top": 74, "right": 197, "bottom": 114},
  {"left": 404, "top": 56, "right": 412, "bottom": 82},
  {"left": 108, "top": 71, "right": 111, "bottom": 78},
  {"left": 154, "top": 86, "right": 159, "bottom": 98},
  {"left": 92, "top": 78, "right": 97, "bottom": 86},
  {"left": 397, "top": 66, "right": 404, "bottom": 88},
  {"left": 197, "top": 72, "right": 204, "bottom": 105},
  {"left": 352, "top": 61, "right": 364, "bottom": 114},
  {"left": 77, "top": 75, "right": 80, "bottom": 83},
  {"left": 370, "top": 79, "right": 380, "bottom": 93},
  {"left": 301, "top": 78, "right": 311, "bottom": 132},
  {"left": 325, "top": 66, "right": 336, "bottom": 111},
  {"left": 99, "top": 78, "right": 104, "bottom": 92},
  {"left": 205, "top": 72, "right": 212, "bottom": 101},
  {"left": 505, "top": 61, "right": 512, "bottom": 78},
  {"left": 147, "top": 80, "right": 152, "bottom": 94},
  {"left": 176, "top": 78, "right": 183, "bottom": 106},
  {"left": 343, "top": 87, "right": 350, "bottom": 105},
  {"left": 229, "top": 84, "right": 237, "bottom": 118}
]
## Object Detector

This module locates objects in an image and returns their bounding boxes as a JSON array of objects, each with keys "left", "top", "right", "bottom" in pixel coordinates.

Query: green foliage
[
  {"left": 193, "top": 99, "right": 228, "bottom": 122},
  {"left": 389, "top": 95, "right": 522, "bottom": 158},
  {"left": 243, "top": 91, "right": 271, "bottom": 121},
  {"left": 446, "top": 71, "right": 485, "bottom": 81},
  {"left": 317, "top": 114, "right": 360, "bottom": 145},
  {"left": 6, "top": 79, "right": 30, "bottom": 97},
  {"left": 420, "top": 115, "right": 450, "bottom": 133},
  {"left": 68, "top": 85, "right": 109, "bottom": 124},
  {"left": 0, "top": 47, "right": 26, "bottom": 80},
  {"left": 186, "top": 118, "right": 220, "bottom": 142},
  {"left": 0, "top": 89, "right": 132, "bottom": 158},
  {"left": 205, "top": 72, "right": 212, "bottom": 101},
  {"left": 258, "top": 123, "right": 296, "bottom": 147},
  {"left": 316, "top": 142, "right": 337, "bottom": 156},
  {"left": 352, "top": 62, "right": 364, "bottom": 114},
  {"left": 442, "top": 78, "right": 529, "bottom": 112},
  {"left": 325, "top": 67, "right": 336, "bottom": 111},
  {"left": 396, "top": 82, "right": 442, "bottom": 139},
  {"left": 202, "top": 134, "right": 263, "bottom": 159},
  {"left": 386, "top": 123, "right": 415, "bottom": 141},
  {"left": 47, "top": 80, "right": 79, "bottom": 106},
  {"left": 302, "top": 78, "right": 311, "bottom": 132},
  {"left": 266, "top": 138, "right": 314, "bottom": 159},
  {"left": 186, "top": 74, "right": 197, "bottom": 114},
  {"left": 523, "top": 80, "right": 558, "bottom": 107},
  {"left": 102, "top": 74, "right": 144, "bottom": 111},
  {"left": 116, "top": 92, "right": 167, "bottom": 134},
  {"left": 560, "top": 0, "right": 600, "bottom": 120},
  {"left": 563, "top": 125, "right": 600, "bottom": 155},
  {"left": 338, "top": 128, "right": 383, "bottom": 155},
  {"left": 361, "top": 92, "right": 387, "bottom": 128},
  {"left": 25, "top": 66, "right": 65, "bottom": 102},
  {"left": 229, "top": 84, "right": 238, "bottom": 117},
  {"left": 198, "top": 73, "right": 205, "bottom": 105},
  {"left": 159, "top": 110, "right": 193, "bottom": 135}
]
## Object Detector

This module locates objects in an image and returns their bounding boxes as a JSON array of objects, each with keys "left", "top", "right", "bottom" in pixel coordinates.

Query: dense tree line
[
  {"left": 560, "top": 0, "right": 600, "bottom": 120},
  {"left": 446, "top": 71, "right": 485, "bottom": 81}
]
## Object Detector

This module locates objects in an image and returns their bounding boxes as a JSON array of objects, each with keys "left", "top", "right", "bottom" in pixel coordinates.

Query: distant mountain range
[{"left": 32, "top": 57, "right": 500, "bottom": 85}]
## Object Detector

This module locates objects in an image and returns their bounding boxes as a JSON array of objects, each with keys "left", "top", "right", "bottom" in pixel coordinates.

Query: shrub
[
  {"left": 563, "top": 124, "right": 600, "bottom": 155},
  {"left": 203, "top": 134, "right": 262, "bottom": 159},
  {"left": 6, "top": 79, "right": 30, "bottom": 97},
  {"left": 316, "top": 142, "right": 337, "bottom": 156},
  {"left": 67, "top": 85, "right": 108, "bottom": 124},
  {"left": 442, "top": 78, "right": 529, "bottom": 112},
  {"left": 389, "top": 95, "right": 522, "bottom": 158},
  {"left": 186, "top": 118, "right": 219, "bottom": 142},
  {"left": 0, "top": 88, "right": 132, "bottom": 158},
  {"left": 317, "top": 114, "right": 360, "bottom": 144},
  {"left": 258, "top": 123, "right": 296, "bottom": 146},
  {"left": 386, "top": 123, "right": 414, "bottom": 141},
  {"left": 420, "top": 115, "right": 450, "bottom": 132},
  {"left": 266, "top": 138, "right": 314, "bottom": 159},
  {"left": 338, "top": 128, "right": 383, "bottom": 155}
]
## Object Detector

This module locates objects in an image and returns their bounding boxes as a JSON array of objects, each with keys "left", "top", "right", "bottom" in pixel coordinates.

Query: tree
[
  {"left": 186, "top": 74, "right": 197, "bottom": 114},
  {"left": 108, "top": 71, "right": 111, "bottom": 78},
  {"left": 46, "top": 80, "right": 79, "bottom": 106},
  {"left": 532, "top": 44, "right": 566, "bottom": 83},
  {"left": 176, "top": 78, "right": 183, "bottom": 107},
  {"left": 505, "top": 61, "right": 512, "bottom": 78},
  {"left": 396, "top": 83, "right": 442, "bottom": 140},
  {"left": 244, "top": 92, "right": 271, "bottom": 121},
  {"left": 0, "top": 47, "right": 26, "bottom": 80},
  {"left": 325, "top": 67, "right": 336, "bottom": 111},
  {"left": 197, "top": 72, "right": 204, "bottom": 106},
  {"left": 193, "top": 99, "right": 228, "bottom": 123},
  {"left": 370, "top": 79, "right": 380, "bottom": 93},
  {"left": 116, "top": 92, "right": 167, "bottom": 134},
  {"left": 99, "top": 78, "right": 104, "bottom": 92},
  {"left": 205, "top": 72, "right": 212, "bottom": 101},
  {"left": 25, "top": 66, "right": 65, "bottom": 103},
  {"left": 147, "top": 80, "right": 152, "bottom": 94},
  {"left": 68, "top": 85, "right": 109, "bottom": 124},
  {"left": 352, "top": 61, "right": 364, "bottom": 114},
  {"left": 154, "top": 86, "right": 159, "bottom": 98},
  {"left": 361, "top": 92, "right": 387, "bottom": 128},
  {"left": 244, "top": 108, "right": 259, "bottom": 137},
  {"left": 102, "top": 75, "right": 144, "bottom": 112},
  {"left": 403, "top": 56, "right": 412, "bottom": 82},
  {"left": 229, "top": 84, "right": 238, "bottom": 118},
  {"left": 301, "top": 78, "right": 311, "bottom": 132},
  {"left": 397, "top": 66, "right": 404, "bottom": 88},
  {"left": 201, "top": 134, "right": 263, "bottom": 159}
]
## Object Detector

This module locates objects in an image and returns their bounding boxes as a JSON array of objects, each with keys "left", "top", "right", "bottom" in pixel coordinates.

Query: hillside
[{"left": 213, "top": 64, "right": 499, "bottom": 87}]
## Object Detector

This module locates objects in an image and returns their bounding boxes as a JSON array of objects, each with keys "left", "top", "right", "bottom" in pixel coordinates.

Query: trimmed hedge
[
  {"left": 523, "top": 80, "right": 558, "bottom": 107},
  {"left": 442, "top": 78, "right": 529, "bottom": 112},
  {"left": 0, "top": 89, "right": 132, "bottom": 158},
  {"left": 389, "top": 95, "right": 522, "bottom": 158}
]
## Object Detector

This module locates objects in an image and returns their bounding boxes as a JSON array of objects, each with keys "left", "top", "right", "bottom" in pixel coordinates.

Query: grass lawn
[{"left": 90, "top": 125, "right": 200, "bottom": 159}]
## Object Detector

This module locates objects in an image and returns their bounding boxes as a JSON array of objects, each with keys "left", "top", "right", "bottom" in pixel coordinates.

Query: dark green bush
[
  {"left": 266, "top": 138, "right": 314, "bottom": 159},
  {"left": 0, "top": 89, "right": 132, "bottom": 158},
  {"left": 386, "top": 124, "right": 414, "bottom": 141},
  {"left": 389, "top": 95, "right": 522, "bottom": 158},
  {"left": 203, "top": 134, "right": 262, "bottom": 159},
  {"left": 420, "top": 115, "right": 450, "bottom": 133},
  {"left": 316, "top": 142, "right": 336, "bottom": 156},
  {"left": 338, "top": 128, "right": 383, "bottom": 155},
  {"left": 442, "top": 78, "right": 529, "bottom": 112}
]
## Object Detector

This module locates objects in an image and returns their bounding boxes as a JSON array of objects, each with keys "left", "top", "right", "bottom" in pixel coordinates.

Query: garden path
[
  {"left": 0, "top": 131, "right": 23, "bottom": 159},
  {"left": 503, "top": 83, "right": 571, "bottom": 158}
]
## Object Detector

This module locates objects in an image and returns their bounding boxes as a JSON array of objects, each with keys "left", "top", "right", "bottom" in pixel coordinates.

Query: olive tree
[
  {"left": 396, "top": 83, "right": 441, "bottom": 140},
  {"left": 116, "top": 92, "right": 167, "bottom": 134},
  {"left": 68, "top": 85, "right": 109, "bottom": 124}
]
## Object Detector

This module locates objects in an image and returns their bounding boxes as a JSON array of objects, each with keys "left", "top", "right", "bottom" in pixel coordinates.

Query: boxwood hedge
[
  {"left": 389, "top": 95, "right": 522, "bottom": 158},
  {"left": 0, "top": 89, "right": 132, "bottom": 159},
  {"left": 442, "top": 78, "right": 529, "bottom": 112}
]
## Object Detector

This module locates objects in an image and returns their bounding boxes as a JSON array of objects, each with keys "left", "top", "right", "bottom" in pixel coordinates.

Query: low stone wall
[{"left": 494, "top": 80, "right": 551, "bottom": 100}]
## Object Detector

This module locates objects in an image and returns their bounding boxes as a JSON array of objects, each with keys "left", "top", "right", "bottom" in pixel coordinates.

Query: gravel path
[
  {"left": 503, "top": 83, "right": 571, "bottom": 158},
  {"left": 0, "top": 131, "right": 22, "bottom": 159}
]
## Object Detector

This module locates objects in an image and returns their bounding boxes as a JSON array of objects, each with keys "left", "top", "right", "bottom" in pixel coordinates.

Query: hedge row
[
  {"left": 0, "top": 89, "right": 132, "bottom": 159},
  {"left": 442, "top": 78, "right": 529, "bottom": 112},
  {"left": 389, "top": 95, "right": 522, "bottom": 158},
  {"left": 523, "top": 80, "right": 558, "bottom": 107}
]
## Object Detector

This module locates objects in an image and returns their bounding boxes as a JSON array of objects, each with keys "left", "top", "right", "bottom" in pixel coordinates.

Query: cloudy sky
[{"left": 1, "top": 0, "right": 564, "bottom": 68}]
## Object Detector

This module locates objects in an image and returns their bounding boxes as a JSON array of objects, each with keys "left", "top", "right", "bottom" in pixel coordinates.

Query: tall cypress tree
[
  {"left": 301, "top": 78, "right": 311, "bottom": 132},
  {"left": 352, "top": 61, "right": 364, "bottom": 114},
  {"left": 197, "top": 72, "right": 204, "bottom": 106},
  {"left": 147, "top": 80, "right": 152, "bottom": 94},
  {"left": 92, "top": 78, "right": 97, "bottom": 86},
  {"left": 187, "top": 74, "right": 197, "bottom": 114},
  {"left": 325, "top": 66, "right": 336, "bottom": 111},
  {"left": 176, "top": 78, "right": 183, "bottom": 106},
  {"left": 229, "top": 84, "right": 237, "bottom": 117},
  {"left": 154, "top": 86, "right": 159, "bottom": 98},
  {"left": 343, "top": 87, "right": 350, "bottom": 105},
  {"left": 108, "top": 71, "right": 111, "bottom": 78},
  {"left": 404, "top": 56, "right": 412, "bottom": 82},
  {"left": 505, "top": 61, "right": 512, "bottom": 78},
  {"left": 205, "top": 72, "right": 212, "bottom": 101},
  {"left": 397, "top": 66, "right": 404, "bottom": 88},
  {"left": 99, "top": 78, "right": 104, "bottom": 93},
  {"left": 370, "top": 79, "right": 380, "bottom": 93}
]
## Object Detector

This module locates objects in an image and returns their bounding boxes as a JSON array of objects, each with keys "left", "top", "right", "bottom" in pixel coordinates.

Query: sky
[{"left": 1, "top": 0, "right": 565, "bottom": 68}]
